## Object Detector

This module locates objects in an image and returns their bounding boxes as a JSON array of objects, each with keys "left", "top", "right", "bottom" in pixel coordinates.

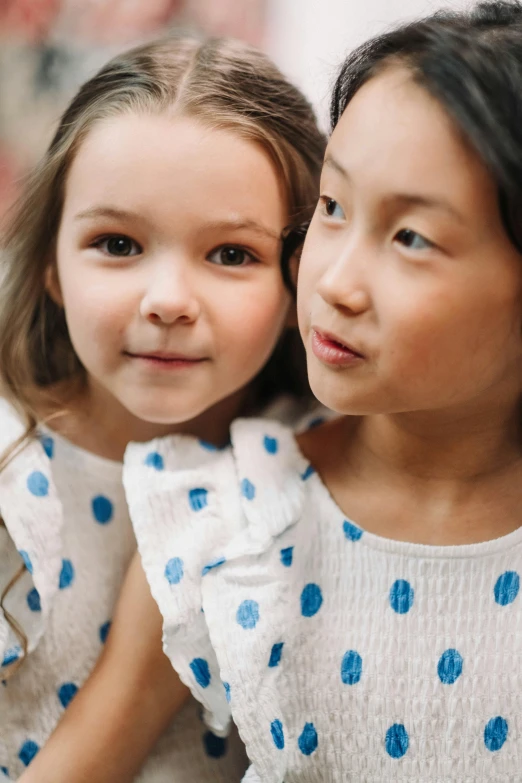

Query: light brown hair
[
  {"left": 0, "top": 35, "right": 325, "bottom": 431},
  {"left": 0, "top": 35, "right": 325, "bottom": 677}
]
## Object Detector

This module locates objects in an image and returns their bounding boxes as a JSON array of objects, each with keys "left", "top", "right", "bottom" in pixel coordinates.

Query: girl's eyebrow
[
  {"left": 74, "top": 208, "right": 280, "bottom": 240},
  {"left": 74, "top": 206, "right": 143, "bottom": 223},
  {"left": 323, "top": 153, "right": 350, "bottom": 180},
  {"left": 384, "top": 193, "right": 466, "bottom": 224},
  {"left": 324, "top": 154, "right": 465, "bottom": 224},
  {"left": 198, "top": 218, "right": 281, "bottom": 241}
]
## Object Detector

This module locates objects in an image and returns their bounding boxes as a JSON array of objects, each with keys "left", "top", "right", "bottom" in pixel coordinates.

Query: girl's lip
[
  {"left": 124, "top": 351, "right": 207, "bottom": 366},
  {"left": 311, "top": 328, "right": 365, "bottom": 367}
]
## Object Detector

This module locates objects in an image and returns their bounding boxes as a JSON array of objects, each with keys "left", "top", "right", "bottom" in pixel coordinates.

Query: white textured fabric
[
  {"left": 0, "top": 398, "right": 248, "bottom": 781},
  {"left": 242, "top": 764, "right": 262, "bottom": 782},
  {"left": 125, "top": 417, "right": 522, "bottom": 782}
]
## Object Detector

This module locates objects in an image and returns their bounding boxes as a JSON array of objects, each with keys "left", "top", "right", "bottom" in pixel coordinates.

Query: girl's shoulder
[{"left": 0, "top": 396, "right": 30, "bottom": 450}]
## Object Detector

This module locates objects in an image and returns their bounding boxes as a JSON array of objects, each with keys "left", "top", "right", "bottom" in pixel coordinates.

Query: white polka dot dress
[
  {"left": 124, "top": 417, "right": 522, "bottom": 782},
  {"left": 0, "top": 399, "right": 248, "bottom": 781}
]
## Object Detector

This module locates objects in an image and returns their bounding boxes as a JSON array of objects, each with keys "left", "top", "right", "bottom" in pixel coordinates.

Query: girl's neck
[
  {"left": 43, "top": 382, "right": 250, "bottom": 462},
  {"left": 356, "top": 404, "right": 522, "bottom": 483},
  {"left": 303, "top": 395, "right": 522, "bottom": 546}
]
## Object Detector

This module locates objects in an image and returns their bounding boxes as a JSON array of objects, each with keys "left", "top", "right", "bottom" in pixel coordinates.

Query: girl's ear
[{"left": 45, "top": 262, "right": 63, "bottom": 307}]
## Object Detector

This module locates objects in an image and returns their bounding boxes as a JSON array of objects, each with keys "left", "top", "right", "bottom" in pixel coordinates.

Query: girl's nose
[
  {"left": 140, "top": 263, "right": 201, "bottom": 325},
  {"left": 317, "top": 237, "right": 372, "bottom": 316}
]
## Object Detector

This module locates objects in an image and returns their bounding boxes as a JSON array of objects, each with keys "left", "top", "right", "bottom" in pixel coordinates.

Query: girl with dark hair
[{"left": 21, "top": 2, "right": 522, "bottom": 781}]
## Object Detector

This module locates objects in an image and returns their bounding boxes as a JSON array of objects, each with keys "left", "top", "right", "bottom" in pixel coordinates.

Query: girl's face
[
  {"left": 298, "top": 66, "right": 522, "bottom": 417},
  {"left": 51, "top": 114, "right": 290, "bottom": 425}
]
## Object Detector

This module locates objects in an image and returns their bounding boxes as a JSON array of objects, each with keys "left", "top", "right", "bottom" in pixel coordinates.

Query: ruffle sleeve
[
  {"left": 123, "top": 418, "right": 309, "bottom": 745},
  {"left": 0, "top": 400, "right": 64, "bottom": 678},
  {"left": 123, "top": 434, "right": 244, "bottom": 733}
]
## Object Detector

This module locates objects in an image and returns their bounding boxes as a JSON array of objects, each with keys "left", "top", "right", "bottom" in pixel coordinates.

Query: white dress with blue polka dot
[
  {"left": 0, "top": 398, "right": 250, "bottom": 781},
  {"left": 124, "top": 417, "right": 522, "bottom": 782}
]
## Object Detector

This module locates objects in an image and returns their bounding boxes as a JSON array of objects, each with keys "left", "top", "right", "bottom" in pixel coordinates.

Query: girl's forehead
[
  {"left": 329, "top": 67, "right": 454, "bottom": 164},
  {"left": 324, "top": 66, "right": 496, "bottom": 223},
  {"left": 62, "top": 113, "right": 288, "bottom": 231}
]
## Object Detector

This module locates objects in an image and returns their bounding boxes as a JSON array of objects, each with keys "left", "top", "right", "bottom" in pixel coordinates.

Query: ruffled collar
[{"left": 0, "top": 399, "right": 64, "bottom": 674}]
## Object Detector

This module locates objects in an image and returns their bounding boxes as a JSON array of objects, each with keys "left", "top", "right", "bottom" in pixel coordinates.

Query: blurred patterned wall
[{"left": 0, "top": 0, "right": 266, "bottom": 221}]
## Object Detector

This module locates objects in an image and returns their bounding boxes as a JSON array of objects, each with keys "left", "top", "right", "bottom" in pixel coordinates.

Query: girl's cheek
[{"left": 242, "top": 305, "right": 286, "bottom": 348}]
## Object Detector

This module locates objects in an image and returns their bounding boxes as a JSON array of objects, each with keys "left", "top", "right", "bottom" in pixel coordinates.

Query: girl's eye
[
  {"left": 94, "top": 235, "right": 141, "bottom": 257},
  {"left": 207, "top": 246, "right": 256, "bottom": 267},
  {"left": 394, "top": 228, "right": 433, "bottom": 251},
  {"left": 319, "top": 196, "right": 345, "bottom": 220}
]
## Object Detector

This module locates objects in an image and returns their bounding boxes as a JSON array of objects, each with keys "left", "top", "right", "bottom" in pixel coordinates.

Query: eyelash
[
  {"left": 393, "top": 228, "right": 435, "bottom": 252},
  {"left": 90, "top": 236, "right": 260, "bottom": 266},
  {"left": 318, "top": 195, "right": 345, "bottom": 220},
  {"left": 206, "top": 245, "right": 259, "bottom": 267},
  {"left": 90, "top": 235, "right": 142, "bottom": 257},
  {"left": 318, "top": 197, "right": 437, "bottom": 252}
]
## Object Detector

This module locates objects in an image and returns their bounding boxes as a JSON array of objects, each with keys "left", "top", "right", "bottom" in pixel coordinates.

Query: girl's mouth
[
  {"left": 124, "top": 351, "right": 207, "bottom": 369},
  {"left": 311, "top": 329, "right": 365, "bottom": 367}
]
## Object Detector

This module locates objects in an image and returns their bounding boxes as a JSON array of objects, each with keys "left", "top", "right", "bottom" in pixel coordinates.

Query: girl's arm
[{"left": 19, "top": 553, "right": 189, "bottom": 783}]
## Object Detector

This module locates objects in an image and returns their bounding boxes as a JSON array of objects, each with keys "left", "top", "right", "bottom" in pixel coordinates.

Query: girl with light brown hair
[{"left": 0, "top": 33, "right": 325, "bottom": 782}]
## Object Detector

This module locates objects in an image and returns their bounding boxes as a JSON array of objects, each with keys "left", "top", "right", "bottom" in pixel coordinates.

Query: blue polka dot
[
  {"left": 280, "top": 546, "right": 294, "bottom": 567},
  {"left": 494, "top": 571, "right": 520, "bottom": 606},
  {"left": 389, "top": 579, "right": 414, "bottom": 614},
  {"left": 298, "top": 723, "right": 318, "bottom": 756},
  {"left": 18, "top": 740, "right": 39, "bottom": 767},
  {"left": 300, "top": 583, "right": 323, "bottom": 617},
  {"left": 203, "top": 731, "right": 227, "bottom": 758},
  {"left": 484, "top": 716, "right": 508, "bottom": 752},
  {"left": 59, "top": 559, "right": 75, "bottom": 589},
  {"left": 343, "top": 519, "right": 363, "bottom": 542},
  {"left": 189, "top": 487, "right": 208, "bottom": 512},
  {"left": 268, "top": 642, "right": 284, "bottom": 668},
  {"left": 199, "top": 440, "right": 221, "bottom": 451},
  {"left": 26, "top": 471, "right": 49, "bottom": 497},
  {"left": 341, "top": 650, "right": 363, "bottom": 685},
  {"left": 385, "top": 723, "right": 409, "bottom": 758},
  {"left": 1, "top": 646, "right": 21, "bottom": 668},
  {"left": 307, "top": 416, "right": 325, "bottom": 429},
  {"left": 263, "top": 435, "right": 278, "bottom": 454},
  {"left": 241, "top": 478, "right": 256, "bottom": 500},
  {"left": 91, "top": 495, "right": 113, "bottom": 524},
  {"left": 223, "top": 681, "right": 231, "bottom": 703},
  {"left": 0, "top": 767, "right": 8, "bottom": 777},
  {"left": 19, "top": 550, "right": 32, "bottom": 574},
  {"left": 190, "top": 658, "right": 211, "bottom": 688},
  {"left": 236, "top": 599, "right": 260, "bottom": 629},
  {"left": 438, "top": 649, "right": 463, "bottom": 685},
  {"left": 144, "top": 452, "right": 164, "bottom": 470},
  {"left": 40, "top": 435, "right": 54, "bottom": 459},
  {"left": 301, "top": 464, "right": 315, "bottom": 481},
  {"left": 26, "top": 588, "right": 41, "bottom": 612},
  {"left": 58, "top": 682, "right": 78, "bottom": 708},
  {"left": 165, "top": 557, "right": 184, "bottom": 585},
  {"left": 99, "top": 621, "right": 111, "bottom": 644},
  {"left": 270, "top": 719, "right": 285, "bottom": 750},
  {"left": 202, "top": 556, "right": 226, "bottom": 576}
]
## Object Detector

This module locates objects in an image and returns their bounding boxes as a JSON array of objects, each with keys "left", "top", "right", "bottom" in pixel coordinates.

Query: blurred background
[{"left": 0, "top": 0, "right": 470, "bottom": 223}]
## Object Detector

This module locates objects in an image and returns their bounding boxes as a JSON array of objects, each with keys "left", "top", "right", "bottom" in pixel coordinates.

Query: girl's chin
[
  {"left": 113, "top": 394, "right": 198, "bottom": 425},
  {"left": 128, "top": 407, "right": 204, "bottom": 427}
]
